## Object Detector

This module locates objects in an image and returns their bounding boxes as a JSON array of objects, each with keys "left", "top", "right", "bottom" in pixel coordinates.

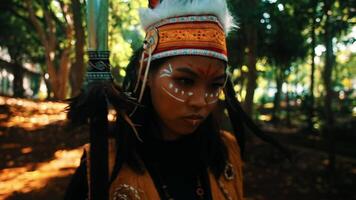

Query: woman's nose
[{"left": 187, "top": 88, "right": 208, "bottom": 108}]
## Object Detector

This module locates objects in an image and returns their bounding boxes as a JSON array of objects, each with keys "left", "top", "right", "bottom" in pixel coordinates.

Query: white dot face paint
[
  {"left": 159, "top": 64, "right": 187, "bottom": 103},
  {"left": 205, "top": 89, "right": 222, "bottom": 104},
  {"left": 158, "top": 63, "right": 224, "bottom": 105}
]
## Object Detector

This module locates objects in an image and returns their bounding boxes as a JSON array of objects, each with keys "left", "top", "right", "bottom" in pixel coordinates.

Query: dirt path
[{"left": 0, "top": 97, "right": 355, "bottom": 200}]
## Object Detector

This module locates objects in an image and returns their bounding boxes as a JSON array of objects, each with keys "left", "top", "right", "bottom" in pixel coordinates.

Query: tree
[
  {"left": 70, "top": 0, "right": 85, "bottom": 97},
  {"left": 24, "top": 0, "right": 75, "bottom": 100},
  {"left": 321, "top": 0, "right": 353, "bottom": 173},
  {"left": 263, "top": 1, "right": 308, "bottom": 124},
  {"left": 228, "top": 0, "right": 261, "bottom": 116},
  {"left": 0, "top": 0, "right": 44, "bottom": 97}
]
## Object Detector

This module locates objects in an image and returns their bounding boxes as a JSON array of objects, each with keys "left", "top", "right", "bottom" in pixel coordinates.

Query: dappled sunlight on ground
[
  {"left": 0, "top": 96, "right": 67, "bottom": 131},
  {"left": 0, "top": 148, "right": 82, "bottom": 200},
  {"left": 0, "top": 96, "right": 355, "bottom": 199}
]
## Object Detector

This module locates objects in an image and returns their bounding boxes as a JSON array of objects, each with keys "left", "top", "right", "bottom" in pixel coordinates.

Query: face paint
[
  {"left": 158, "top": 64, "right": 225, "bottom": 104},
  {"left": 148, "top": 56, "right": 226, "bottom": 139},
  {"left": 159, "top": 64, "right": 191, "bottom": 103}
]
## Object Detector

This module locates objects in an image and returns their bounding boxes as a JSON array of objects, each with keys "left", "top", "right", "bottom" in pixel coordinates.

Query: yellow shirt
[{"left": 85, "top": 131, "right": 243, "bottom": 200}]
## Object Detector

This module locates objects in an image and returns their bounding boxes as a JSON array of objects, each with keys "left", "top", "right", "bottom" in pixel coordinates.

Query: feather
[
  {"left": 139, "top": 0, "right": 237, "bottom": 34},
  {"left": 149, "top": 0, "right": 160, "bottom": 8}
]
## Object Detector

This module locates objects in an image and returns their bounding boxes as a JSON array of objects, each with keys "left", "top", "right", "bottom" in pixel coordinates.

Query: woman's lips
[{"left": 182, "top": 115, "right": 205, "bottom": 126}]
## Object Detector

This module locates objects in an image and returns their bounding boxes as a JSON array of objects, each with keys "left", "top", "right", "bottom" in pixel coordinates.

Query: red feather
[{"left": 149, "top": 0, "right": 160, "bottom": 8}]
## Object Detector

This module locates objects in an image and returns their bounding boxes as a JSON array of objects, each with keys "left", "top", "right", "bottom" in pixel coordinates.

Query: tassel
[{"left": 66, "top": 51, "right": 141, "bottom": 200}]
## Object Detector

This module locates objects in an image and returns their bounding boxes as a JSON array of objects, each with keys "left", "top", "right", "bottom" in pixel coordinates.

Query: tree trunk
[
  {"left": 323, "top": 0, "right": 335, "bottom": 173},
  {"left": 285, "top": 84, "right": 292, "bottom": 127},
  {"left": 13, "top": 62, "right": 24, "bottom": 98},
  {"left": 0, "top": 59, "right": 24, "bottom": 97},
  {"left": 272, "top": 67, "right": 283, "bottom": 125},
  {"left": 244, "top": 46, "right": 257, "bottom": 116},
  {"left": 25, "top": 0, "right": 73, "bottom": 100},
  {"left": 307, "top": 0, "right": 317, "bottom": 131},
  {"left": 70, "top": 0, "right": 85, "bottom": 97},
  {"left": 243, "top": 0, "right": 258, "bottom": 116},
  {"left": 58, "top": 49, "right": 71, "bottom": 99}
]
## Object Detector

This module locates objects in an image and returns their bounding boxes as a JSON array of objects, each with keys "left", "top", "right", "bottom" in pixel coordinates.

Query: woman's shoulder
[
  {"left": 219, "top": 130, "right": 242, "bottom": 160},
  {"left": 220, "top": 130, "right": 237, "bottom": 142},
  {"left": 219, "top": 130, "right": 238, "bottom": 147}
]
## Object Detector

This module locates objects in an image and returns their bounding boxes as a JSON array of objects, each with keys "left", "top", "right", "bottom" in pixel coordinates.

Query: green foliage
[
  {"left": 0, "top": 0, "right": 354, "bottom": 120},
  {"left": 108, "top": 0, "right": 146, "bottom": 81},
  {"left": 0, "top": 0, "right": 44, "bottom": 64}
]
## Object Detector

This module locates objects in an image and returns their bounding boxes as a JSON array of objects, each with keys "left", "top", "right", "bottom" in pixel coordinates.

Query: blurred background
[{"left": 0, "top": 0, "right": 354, "bottom": 199}]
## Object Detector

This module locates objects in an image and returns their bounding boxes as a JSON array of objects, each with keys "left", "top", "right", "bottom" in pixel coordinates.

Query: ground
[{"left": 0, "top": 96, "right": 355, "bottom": 200}]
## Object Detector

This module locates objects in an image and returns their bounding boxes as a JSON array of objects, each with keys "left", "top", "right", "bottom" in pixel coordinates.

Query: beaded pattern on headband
[
  {"left": 151, "top": 49, "right": 227, "bottom": 61},
  {"left": 143, "top": 15, "right": 228, "bottom": 62},
  {"left": 145, "top": 15, "right": 224, "bottom": 31}
]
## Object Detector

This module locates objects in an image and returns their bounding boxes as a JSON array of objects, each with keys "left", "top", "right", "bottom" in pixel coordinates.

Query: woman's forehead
[{"left": 160, "top": 56, "right": 225, "bottom": 77}]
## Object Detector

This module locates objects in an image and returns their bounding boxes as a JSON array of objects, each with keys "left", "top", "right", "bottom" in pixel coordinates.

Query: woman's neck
[{"left": 161, "top": 128, "right": 181, "bottom": 141}]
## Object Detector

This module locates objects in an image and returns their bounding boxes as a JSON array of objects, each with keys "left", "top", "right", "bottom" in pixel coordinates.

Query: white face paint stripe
[
  {"left": 208, "top": 99, "right": 218, "bottom": 104},
  {"left": 161, "top": 87, "right": 185, "bottom": 102},
  {"left": 159, "top": 64, "right": 173, "bottom": 78},
  {"left": 159, "top": 63, "right": 222, "bottom": 104},
  {"left": 160, "top": 74, "right": 172, "bottom": 78}
]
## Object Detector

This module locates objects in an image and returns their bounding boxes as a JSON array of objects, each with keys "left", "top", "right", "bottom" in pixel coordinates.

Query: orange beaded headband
[
  {"left": 143, "top": 15, "right": 228, "bottom": 62},
  {"left": 132, "top": 15, "right": 229, "bottom": 106}
]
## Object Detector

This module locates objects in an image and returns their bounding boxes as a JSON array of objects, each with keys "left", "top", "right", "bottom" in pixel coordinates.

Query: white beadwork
[
  {"left": 146, "top": 49, "right": 228, "bottom": 62},
  {"left": 112, "top": 184, "right": 142, "bottom": 200},
  {"left": 218, "top": 181, "right": 233, "bottom": 200}
]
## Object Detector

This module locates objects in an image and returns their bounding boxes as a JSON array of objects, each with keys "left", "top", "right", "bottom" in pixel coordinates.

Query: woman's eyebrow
[
  {"left": 175, "top": 67, "right": 198, "bottom": 78},
  {"left": 175, "top": 67, "right": 226, "bottom": 81},
  {"left": 213, "top": 75, "right": 226, "bottom": 81}
]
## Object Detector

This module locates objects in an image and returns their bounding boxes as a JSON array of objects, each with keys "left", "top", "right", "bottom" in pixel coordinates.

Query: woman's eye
[
  {"left": 175, "top": 78, "right": 194, "bottom": 86},
  {"left": 211, "top": 82, "right": 224, "bottom": 90}
]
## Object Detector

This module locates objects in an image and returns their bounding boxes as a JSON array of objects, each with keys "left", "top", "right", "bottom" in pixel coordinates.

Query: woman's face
[{"left": 148, "top": 55, "right": 226, "bottom": 140}]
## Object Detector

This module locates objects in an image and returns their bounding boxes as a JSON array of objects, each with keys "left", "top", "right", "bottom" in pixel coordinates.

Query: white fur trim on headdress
[{"left": 139, "top": 0, "right": 236, "bottom": 34}]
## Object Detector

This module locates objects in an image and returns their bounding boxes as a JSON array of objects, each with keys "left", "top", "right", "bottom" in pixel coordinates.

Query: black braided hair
[
  {"left": 109, "top": 48, "right": 230, "bottom": 180},
  {"left": 224, "top": 76, "right": 292, "bottom": 160}
]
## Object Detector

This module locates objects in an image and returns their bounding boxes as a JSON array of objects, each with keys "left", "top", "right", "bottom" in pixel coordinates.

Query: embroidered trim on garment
[
  {"left": 112, "top": 184, "right": 143, "bottom": 200},
  {"left": 224, "top": 162, "right": 235, "bottom": 181},
  {"left": 218, "top": 180, "right": 233, "bottom": 200}
]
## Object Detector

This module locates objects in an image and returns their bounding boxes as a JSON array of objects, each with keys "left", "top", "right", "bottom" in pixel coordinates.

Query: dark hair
[
  {"left": 109, "top": 48, "right": 229, "bottom": 182},
  {"left": 67, "top": 46, "right": 290, "bottom": 187}
]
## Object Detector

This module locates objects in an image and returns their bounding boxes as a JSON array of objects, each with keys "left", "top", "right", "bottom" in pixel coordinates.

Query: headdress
[
  {"left": 130, "top": 0, "right": 291, "bottom": 160},
  {"left": 133, "top": 0, "right": 236, "bottom": 104}
]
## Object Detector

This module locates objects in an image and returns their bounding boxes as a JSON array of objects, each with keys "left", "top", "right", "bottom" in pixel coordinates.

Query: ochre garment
[{"left": 85, "top": 131, "right": 243, "bottom": 200}]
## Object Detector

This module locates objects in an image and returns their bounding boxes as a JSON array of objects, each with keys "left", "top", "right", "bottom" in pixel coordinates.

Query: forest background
[{"left": 0, "top": 0, "right": 355, "bottom": 199}]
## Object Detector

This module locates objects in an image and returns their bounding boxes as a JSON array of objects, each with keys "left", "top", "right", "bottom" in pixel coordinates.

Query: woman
[{"left": 66, "top": 0, "right": 287, "bottom": 199}]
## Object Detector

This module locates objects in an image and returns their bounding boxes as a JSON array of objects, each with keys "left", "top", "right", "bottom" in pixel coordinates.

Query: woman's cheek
[{"left": 154, "top": 86, "right": 180, "bottom": 118}]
